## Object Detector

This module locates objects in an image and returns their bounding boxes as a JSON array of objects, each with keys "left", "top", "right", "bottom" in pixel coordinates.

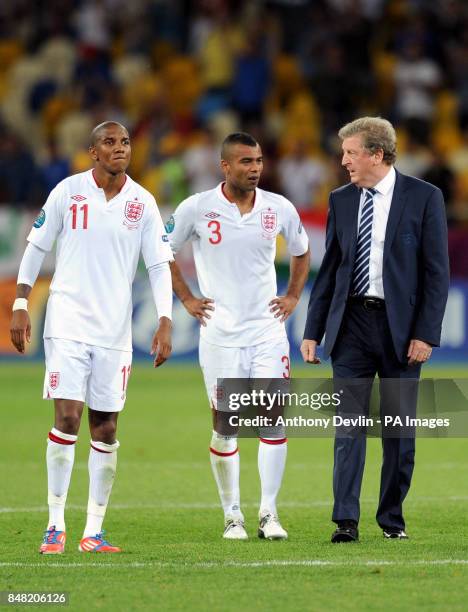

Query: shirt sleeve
[
  {"left": 26, "top": 184, "right": 64, "bottom": 252},
  {"left": 17, "top": 242, "right": 47, "bottom": 287},
  {"left": 147, "top": 262, "right": 173, "bottom": 321},
  {"left": 141, "top": 197, "right": 174, "bottom": 269},
  {"left": 167, "top": 194, "right": 199, "bottom": 254},
  {"left": 280, "top": 197, "right": 309, "bottom": 256}
]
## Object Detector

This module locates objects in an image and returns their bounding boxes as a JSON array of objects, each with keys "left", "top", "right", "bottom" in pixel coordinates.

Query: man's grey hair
[{"left": 338, "top": 117, "right": 397, "bottom": 165}]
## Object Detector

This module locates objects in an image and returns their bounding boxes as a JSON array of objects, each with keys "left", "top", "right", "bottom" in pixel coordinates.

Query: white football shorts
[
  {"left": 43, "top": 338, "right": 133, "bottom": 412},
  {"left": 199, "top": 337, "right": 290, "bottom": 409}
]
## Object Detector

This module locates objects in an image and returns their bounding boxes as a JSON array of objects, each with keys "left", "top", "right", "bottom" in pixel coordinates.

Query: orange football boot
[
  {"left": 78, "top": 531, "right": 121, "bottom": 553},
  {"left": 39, "top": 526, "right": 66, "bottom": 554}
]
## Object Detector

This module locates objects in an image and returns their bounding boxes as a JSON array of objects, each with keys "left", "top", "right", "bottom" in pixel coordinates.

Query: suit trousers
[{"left": 331, "top": 299, "right": 422, "bottom": 531}]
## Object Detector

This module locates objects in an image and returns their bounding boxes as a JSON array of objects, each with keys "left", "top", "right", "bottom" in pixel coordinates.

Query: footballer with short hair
[
  {"left": 10, "top": 121, "right": 173, "bottom": 553},
  {"left": 168, "top": 132, "right": 310, "bottom": 540}
]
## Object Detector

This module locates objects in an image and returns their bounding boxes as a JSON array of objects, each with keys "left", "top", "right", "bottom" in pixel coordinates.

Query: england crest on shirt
[
  {"left": 124, "top": 200, "right": 144, "bottom": 223},
  {"left": 49, "top": 372, "right": 60, "bottom": 390},
  {"left": 261, "top": 209, "right": 277, "bottom": 237}
]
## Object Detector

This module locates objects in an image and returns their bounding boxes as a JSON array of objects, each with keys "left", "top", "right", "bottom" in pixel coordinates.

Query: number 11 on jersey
[{"left": 70, "top": 203, "right": 88, "bottom": 229}]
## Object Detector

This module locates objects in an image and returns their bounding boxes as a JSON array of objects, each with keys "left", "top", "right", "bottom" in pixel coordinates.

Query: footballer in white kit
[
  {"left": 10, "top": 122, "right": 173, "bottom": 554},
  {"left": 169, "top": 132, "right": 310, "bottom": 540}
]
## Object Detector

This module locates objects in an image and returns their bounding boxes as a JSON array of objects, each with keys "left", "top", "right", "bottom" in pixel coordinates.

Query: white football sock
[
  {"left": 258, "top": 437, "right": 287, "bottom": 517},
  {"left": 209, "top": 431, "right": 242, "bottom": 520},
  {"left": 46, "top": 428, "right": 77, "bottom": 531},
  {"left": 83, "top": 440, "right": 119, "bottom": 538}
]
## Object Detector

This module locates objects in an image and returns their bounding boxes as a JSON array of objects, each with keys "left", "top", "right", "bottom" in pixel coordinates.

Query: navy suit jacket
[{"left": 303, "top": 170, "right": 450, "bottom": 362}]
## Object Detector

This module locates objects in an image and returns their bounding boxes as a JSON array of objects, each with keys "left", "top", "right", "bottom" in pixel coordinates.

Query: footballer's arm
[
  {"left": 169, "top": 260, "right": 214, "bottom": 327},
  {"left": 147, "top": 262, "right": 173, "bottom": 368},
  {"left": 270, "top": 247, "right": 310, "bottom": 323},
  {"left": 10, "top": 243, "right": 47, "bottom": 353}
]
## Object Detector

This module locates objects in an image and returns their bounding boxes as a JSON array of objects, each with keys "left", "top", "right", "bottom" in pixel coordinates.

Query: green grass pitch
[{"left": 1, "top": 362, "right": 467, "bottom": 611}]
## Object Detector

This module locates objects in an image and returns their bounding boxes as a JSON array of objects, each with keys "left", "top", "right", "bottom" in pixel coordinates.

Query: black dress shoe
[
  {"left": 331, "top": 520, "right": 359, "bottom": 543},
  {"left": 383, "top": 529, "right": 408, "bottom": 539}
]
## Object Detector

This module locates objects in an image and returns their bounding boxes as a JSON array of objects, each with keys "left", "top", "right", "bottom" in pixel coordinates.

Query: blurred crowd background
[{"left": 0, "top": 0, "right": 467, "bottom": 277}]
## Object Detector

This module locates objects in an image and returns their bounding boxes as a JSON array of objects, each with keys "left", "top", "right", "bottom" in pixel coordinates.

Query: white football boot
[
  {"left": 258, "top": 513, "right": 288, "bottom": 540},
  {"left": 223, "top": 517, "right": 248, "bottom": 540}
]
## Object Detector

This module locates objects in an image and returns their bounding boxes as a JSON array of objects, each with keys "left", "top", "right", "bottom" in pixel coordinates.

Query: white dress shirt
[{"left": 356, "top": 165, "right": 396, "bottom": 299}]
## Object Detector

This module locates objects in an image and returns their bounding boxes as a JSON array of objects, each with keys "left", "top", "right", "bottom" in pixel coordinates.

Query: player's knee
[
  {"left": 88, "top": 409, "right": 118, "bottom": 443},
  {"left": 213, "top": 410, "right": 239, "bottom": 437},
  {"left": 90, "top": 420, "right": 117, "bottom": 444},
  {"left": 56, "top": 413, "right": 81, "bottom": 435}
]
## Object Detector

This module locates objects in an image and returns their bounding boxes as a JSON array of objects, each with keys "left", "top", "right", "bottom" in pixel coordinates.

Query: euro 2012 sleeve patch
[
  {"left": 165, "top": 215, "right": 175, "bottom": 233},
  {"left": 33, "top": 209, "right": 46, "bottom": 228}
]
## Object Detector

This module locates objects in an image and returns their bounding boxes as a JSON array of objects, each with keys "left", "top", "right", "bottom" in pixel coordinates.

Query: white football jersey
[
  {"left": 27, "top": 169, "right": 173, "bottom": 351},
  {"left": 169, "top": 183, "right": 309, "bottom": 347}
]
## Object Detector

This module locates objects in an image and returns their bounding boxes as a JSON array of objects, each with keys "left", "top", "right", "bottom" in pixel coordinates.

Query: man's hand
[
  {"left": 10, "top": 309, "right": 31, "bottom": 354},
  {"left": 407, "top": 339, "right": 432, "bottom": 366},
  {"left": 151, "top": 317, "right": 172, "bottom": 368},
  {"left": 182, "top": 296, "right": 214, "bottom": 326},
  {"left": 269, "top": 295, "right": 298, "bottom": 323},
  {"left": 300, "top": 339, "right": 321, "bottom": 364}
]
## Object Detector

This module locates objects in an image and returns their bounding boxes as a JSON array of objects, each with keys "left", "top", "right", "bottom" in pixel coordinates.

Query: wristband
[{"left": 12, "top": 298, "right": 28, "bottom": 312}]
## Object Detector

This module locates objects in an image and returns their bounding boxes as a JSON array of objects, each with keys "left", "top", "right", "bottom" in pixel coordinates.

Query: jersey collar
[
  {"left": 87, "top": 169, "right": 131, "bottom": 194},
  {"left": 216, "top": 182, "right": 263, "bottom": 209}
]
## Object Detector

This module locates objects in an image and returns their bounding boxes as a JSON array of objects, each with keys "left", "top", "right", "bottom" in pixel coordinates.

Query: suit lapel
[
  {"left": 384, "top": 171, "right": 407, "bottom": 262},
  {"left": 346, "top": 186, "right": 361, "bottom": 262}
]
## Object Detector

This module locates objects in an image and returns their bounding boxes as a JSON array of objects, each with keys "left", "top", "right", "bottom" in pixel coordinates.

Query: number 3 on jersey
[
  {"left": 70, "top": 203, "right": 88, "bottom": 229},
  {"left": 208, "top": 220, "right": 222, "bottom": 244}
]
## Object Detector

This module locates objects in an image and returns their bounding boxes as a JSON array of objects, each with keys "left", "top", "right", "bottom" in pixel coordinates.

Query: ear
[
  {"left": 220, "top": 159, "right": 229, "bottom": 174},
  {"left": 89, "top": 146, "right": 98, "bottom": 161},
  {"left": 375, "top": 148, "right": 384, "bottom": 164}
]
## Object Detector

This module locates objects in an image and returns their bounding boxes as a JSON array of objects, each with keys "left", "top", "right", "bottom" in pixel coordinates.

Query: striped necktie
[{"left": 352, "top": 187, "right": 377, "bottom": 296}]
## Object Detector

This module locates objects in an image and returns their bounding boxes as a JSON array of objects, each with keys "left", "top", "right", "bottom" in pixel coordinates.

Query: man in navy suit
[{"left": 301, "top": 117, "right": 449, "bottom": 542}]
